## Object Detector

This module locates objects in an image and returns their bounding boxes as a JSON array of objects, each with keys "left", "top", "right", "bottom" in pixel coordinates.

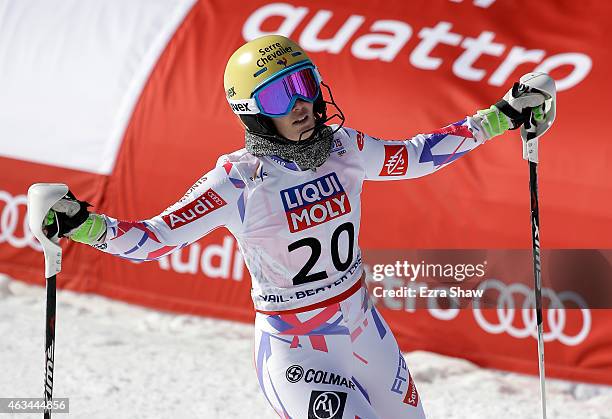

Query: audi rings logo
[
  {"left": 285, "top": 365, "right": 304, "bottom": 383},
  {"left": 473, "top": 279, "right": 591, "bottom": 346},
  {"left": 0, "top": 190, "right": 41, "bottom": 251}
]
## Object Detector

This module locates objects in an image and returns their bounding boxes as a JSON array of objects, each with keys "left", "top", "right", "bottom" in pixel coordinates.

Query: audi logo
[
  {"left": 0, "top": 190, "right": 42, "bottom": 251},
  {"left": 472, "top": 279, "right": 591, "bottom": 346}
]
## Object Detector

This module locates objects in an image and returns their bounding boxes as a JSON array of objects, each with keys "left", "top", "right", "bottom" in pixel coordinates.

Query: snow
[{"left": 1, "top": 274, "right": 611, "bottom": 419}]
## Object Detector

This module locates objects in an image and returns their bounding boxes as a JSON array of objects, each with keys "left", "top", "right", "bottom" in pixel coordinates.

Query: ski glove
[
  {"left": 472, "top": 82, "right": 546, "bottom": 139},
  {"left": 43, "top": 191, "right": 106, "bottom": 245}
]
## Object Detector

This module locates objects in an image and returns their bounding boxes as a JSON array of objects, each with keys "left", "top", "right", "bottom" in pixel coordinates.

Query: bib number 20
[{"left": 288, "top": 222, "right": 354, "bottom": 286}]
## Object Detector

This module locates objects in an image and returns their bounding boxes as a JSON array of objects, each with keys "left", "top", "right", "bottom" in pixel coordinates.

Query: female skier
[{"left": 43, "top": 35, "right": 546, "bottom": 418}]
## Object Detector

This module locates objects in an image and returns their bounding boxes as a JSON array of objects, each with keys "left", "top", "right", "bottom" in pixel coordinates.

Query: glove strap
[{"left": 494, "top": 99, "right": 525, "bottom": 130}]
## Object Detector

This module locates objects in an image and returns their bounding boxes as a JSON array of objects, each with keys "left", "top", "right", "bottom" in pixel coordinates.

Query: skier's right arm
[{"left": 44, "top": 164, "right": 242, "bottom": 262}]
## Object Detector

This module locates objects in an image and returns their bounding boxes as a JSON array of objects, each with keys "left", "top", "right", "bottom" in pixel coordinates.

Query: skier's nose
[{"left": 292, "top": 99, "right": 307, "bottom": 112}]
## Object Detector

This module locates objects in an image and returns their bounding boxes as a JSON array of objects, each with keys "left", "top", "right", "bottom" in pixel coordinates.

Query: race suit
[{"left": 94, "top": 119, "right": 489, "bottom": 418}]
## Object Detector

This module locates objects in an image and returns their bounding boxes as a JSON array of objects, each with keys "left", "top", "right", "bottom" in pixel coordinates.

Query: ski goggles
[{"left": 228, "top": 65, "right": 321, "bottom": 117}]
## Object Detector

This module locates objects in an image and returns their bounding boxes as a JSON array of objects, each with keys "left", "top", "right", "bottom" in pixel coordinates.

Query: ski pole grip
[{"left": 27, "top": 183, "right": 69, "bottom": 278}]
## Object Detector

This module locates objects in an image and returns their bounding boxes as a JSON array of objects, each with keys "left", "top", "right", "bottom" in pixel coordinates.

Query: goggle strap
[
  {"left": 229, "top": 98, "right": 260, "bottom": 115},
  {"left": 313, "top": 67, "right": 323, "bottom": 84}
]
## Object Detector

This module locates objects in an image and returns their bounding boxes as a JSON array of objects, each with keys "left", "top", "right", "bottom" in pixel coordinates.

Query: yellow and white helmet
[
  {"left": 224, "top": 35, "right": 319, "bottom": 112},
  {"left": 224, "top": 35, "right": 331, "bottom": 138}
]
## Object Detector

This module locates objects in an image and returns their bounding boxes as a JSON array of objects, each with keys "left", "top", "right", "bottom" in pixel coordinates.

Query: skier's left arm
[{"left": 346, "top": 89, "right": 546, "bottom": 181}]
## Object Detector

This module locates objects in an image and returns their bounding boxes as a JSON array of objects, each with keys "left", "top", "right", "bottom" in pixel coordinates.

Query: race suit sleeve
[
  {"left": 344, "top": 117, "right": 490, "bottom": 181},
  {"left": 94, "top": 161, "right": 244, "bottom": 262}
]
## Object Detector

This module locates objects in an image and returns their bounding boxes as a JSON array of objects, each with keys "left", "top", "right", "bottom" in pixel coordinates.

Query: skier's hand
[
  {"left": 471, "top": 81, "right": 547, "bottom": 140},
  {"left": 472, "top": 103, "right": 544, "bottom": 139},
  {"left": 495, "top": 82, "right": 547, "bottom": 129},
  {"left": 42, "top": 191, "right": 106, "bottom": 244}
]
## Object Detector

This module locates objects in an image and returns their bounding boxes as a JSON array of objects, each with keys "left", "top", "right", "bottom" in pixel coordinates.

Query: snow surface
[{"left": 1, "top": 274, "right": 611, "bottom": 419}]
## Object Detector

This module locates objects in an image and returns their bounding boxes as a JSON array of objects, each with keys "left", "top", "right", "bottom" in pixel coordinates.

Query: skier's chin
[
  {"left": 285, "top": 117, "right": 315, "bottom": 142},
  {"left": 296, "top": 123, "right": 316, "bottom": 141}
]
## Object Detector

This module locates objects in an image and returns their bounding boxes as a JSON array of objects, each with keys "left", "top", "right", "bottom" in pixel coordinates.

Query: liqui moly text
[
  {"left": 281, "top": 173, "right": 351, "bottom": 233},
  {"left": 163, "top": 189, "right": 226, "bottom": 229}
]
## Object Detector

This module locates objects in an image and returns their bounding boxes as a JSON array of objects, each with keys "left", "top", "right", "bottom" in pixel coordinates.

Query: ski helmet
[{"left": 223, "top": 35, "right": 329, "bottom": 140}]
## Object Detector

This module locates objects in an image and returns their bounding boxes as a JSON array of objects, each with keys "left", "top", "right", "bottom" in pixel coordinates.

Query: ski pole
[
  {"left": 516, "top": 73, "right": 557, "bottom": 419},
  {"left": 526, "top": 128, "right": 548, "bottom": 419},
  {"left": 27, "top": 183, "right": 70, "bottom": 419}
]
